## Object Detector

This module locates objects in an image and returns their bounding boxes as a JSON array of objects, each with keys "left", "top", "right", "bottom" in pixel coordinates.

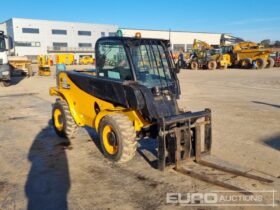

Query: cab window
[{"left": 96, "top": 40, "right": 133, "bottom": 81}]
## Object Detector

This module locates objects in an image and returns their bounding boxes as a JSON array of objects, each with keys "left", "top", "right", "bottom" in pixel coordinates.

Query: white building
[
  {"left": 121, "top": 28, "right": 223, "bottom": 51},
  {"left": 0, "top": 18, "right": 225, "bottom": 60},
  {"left": 1, "top": 18, "right": 118, "bottom": 59}
]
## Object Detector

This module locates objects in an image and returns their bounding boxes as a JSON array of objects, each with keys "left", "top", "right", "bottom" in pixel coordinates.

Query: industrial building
[
  {"left": 0, "top": 18, "right": 224, "bottom": 60},
  {"left": 122, "top": 28, "right": 222, "bottom": 51},
  {"left": 0, "top": 18, "right": 118, "bottom": 60}
]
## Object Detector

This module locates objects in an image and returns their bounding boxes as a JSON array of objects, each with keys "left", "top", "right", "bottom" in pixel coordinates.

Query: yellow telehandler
[{"left": 49, "top": 34, "right": 273, "bottom": 194}]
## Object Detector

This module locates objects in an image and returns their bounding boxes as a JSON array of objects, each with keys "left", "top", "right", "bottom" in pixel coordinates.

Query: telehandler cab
[{"left": 50, "top": 34, "right": 273, "bottom": 193}]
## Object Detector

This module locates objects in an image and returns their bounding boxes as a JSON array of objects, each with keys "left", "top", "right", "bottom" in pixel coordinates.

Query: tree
[
  {"left": 274, "top": 41, "right": 280, "bottom": 48},
  {"left": 260, "top": 39, "right": 271, "bottom": 47}
]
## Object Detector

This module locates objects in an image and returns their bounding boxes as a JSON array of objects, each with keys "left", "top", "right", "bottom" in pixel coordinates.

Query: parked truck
[
  {"left": 8, "top": 56, "right": 32, "bottom": 76},
  {"left": 0, "top": 31, "right": 12, "bottom": 86},
  {"left": 220, "top": 34, "right": 274, "bottom": 69}
]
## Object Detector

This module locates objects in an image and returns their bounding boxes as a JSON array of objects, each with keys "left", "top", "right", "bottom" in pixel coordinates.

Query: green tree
[
  {"left": 260, "top": 39, "right": 271, "bottom": 47},
  {"left": 274, "top": 41, "right": 280, "bottom": 47}
]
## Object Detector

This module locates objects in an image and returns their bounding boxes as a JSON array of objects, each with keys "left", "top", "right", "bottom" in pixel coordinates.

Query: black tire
[
  {"left": 208, "top": 60, "right": 217, "bottom": 70},
  {"left": 0, "top": 80, "right": 11, "bottom": 87},
  {"left": 52, "top": 100, "right": 78, "bottom": 139},
  {"left": 99, "top": 113, "right": 137, "bottom": 163},
  {"left": 220, "top": 64, "right": 228, "bottom": 70},
  {"left": 255, "top": 58, "right": 266, "bottom": 69},
  {"left": 190, "top": 61, "right": 198, "bottom": 70},
  {"left": 266, "top": 57, "right": 275, "bottom": 69},
  {"left": 241, "top": 58, "right": 252, "bottom": 69}
]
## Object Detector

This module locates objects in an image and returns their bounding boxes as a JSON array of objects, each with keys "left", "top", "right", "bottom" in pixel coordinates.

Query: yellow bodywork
[
  {"left": 216, "top": 54, "right": 232, "bottom": 67},
  {"left": 55, "top": 54, "right": 75, "bottom": 65},
  {"left": 49, "top": 72, "right": 151, "bottom": 132},
  {"left": 233, "top": 42, "right": 271, "bottom": 62},
  {"left": 224, "top": 42, "right": 272, "bottom": 65}
]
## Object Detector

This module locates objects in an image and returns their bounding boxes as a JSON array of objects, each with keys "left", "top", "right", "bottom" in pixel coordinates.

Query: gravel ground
[{"left": 0, "top": 66, "right": 279, "bottom": 210}]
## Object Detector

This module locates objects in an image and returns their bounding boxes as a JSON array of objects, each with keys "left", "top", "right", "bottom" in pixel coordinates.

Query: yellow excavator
[
  {"left": 220, "top": 34, "right": 274, "bottom": 69},
  {"left": 189, "top": 39, "right": 231, "bottom": 70}
]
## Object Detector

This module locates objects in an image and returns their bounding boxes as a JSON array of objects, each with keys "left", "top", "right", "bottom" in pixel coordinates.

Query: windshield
[
  {"left": 129, "top": 41, "right": 173, "bottom": 88},
  {"left": 0, "top": 37, "right": 6, "bottom": 51}
]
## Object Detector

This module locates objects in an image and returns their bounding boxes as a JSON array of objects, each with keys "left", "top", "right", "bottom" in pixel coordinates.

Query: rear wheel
[
  {"left": 255, "top": 58, "right": 266, "bottom": 69},
  {"left": 52, "top": 100, "right": 78, "bottom": 139},
  {"left": 190, "top": 61, "right": 198, "bottom": 70},
  {"left": 207, "top": 60, "right": 217, "bottom": 70},
  {"left": 99, "top": 113, "right": 137, "bottom": 163},
  {"left": 241, "top": 58, "right": 252, "bottom": 69},
  {"left": 266, "top": 57, "right": 275, "bottom": 68}
]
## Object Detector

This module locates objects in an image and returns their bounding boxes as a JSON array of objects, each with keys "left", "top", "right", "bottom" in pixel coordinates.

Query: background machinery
[
  {"left": 188, "top": 39, "right": 231, "bottom": 70},
  {"left": 49, "top": 35, "right": 272, "bottom": 193},
  {"left": 55, "top": 54, "right": 74, "bottom": 65},
  {"left": 270, "top": 51, "right": 280, "bottom": 67},
  {"left": 0, "top": 31, "right": 12, "bottom": 86},
  {"left": 220, "top": 34, "right": 274, "bottom": 69},
  {"left": 8, "top": 56, "right": 32, "bottom": 77},
  {"left": 79, "top": 55, "right": 95, "bottom": 65},
  {"left": 38, "top": 55, "right": 51, "bottom": 76}
]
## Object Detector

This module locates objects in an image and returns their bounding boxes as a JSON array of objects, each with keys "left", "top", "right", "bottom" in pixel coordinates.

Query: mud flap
[{"left": 157, "top": 108, "right": 212, "bottom": 170}]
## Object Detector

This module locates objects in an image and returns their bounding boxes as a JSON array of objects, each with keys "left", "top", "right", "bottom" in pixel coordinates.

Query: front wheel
[
  {"left": 266, "top": 57, "right": 275, "bottom": 68},
  {"left": 52, "top": 100, "right": 78, "bottom": 139},
  {"left": 190, "top": 61, "right": 198, "bottom": 70},
  {"left": 99, "top": 114, "right": 137, "bottom": 163},
  {"left": 255, "top": 58, "right": 266, "bottom": 69},
  {"left": 0, "top": 80, "right": 11, "bottom": 87},
  {"left": 208, "top": 60, "right": 217, "bottom": 70}
]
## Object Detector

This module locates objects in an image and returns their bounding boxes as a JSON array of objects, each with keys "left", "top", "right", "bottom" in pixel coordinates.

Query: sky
[{"left": 1, "top": 0, "right": 280, "bottom": 42}]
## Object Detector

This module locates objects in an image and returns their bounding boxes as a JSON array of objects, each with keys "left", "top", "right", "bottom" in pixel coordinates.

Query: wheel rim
[
  {"left": 243, "top": 61, "right": 248, "bottom": 67},
  {"left": 192, "top": 63, "right": 197, "bottom": 69},
  {"left": 54, "top": 109, "right": 63, "bottom": 131},
  {"left": 102, "top": 125, "right": 118, "bottom": 155}
]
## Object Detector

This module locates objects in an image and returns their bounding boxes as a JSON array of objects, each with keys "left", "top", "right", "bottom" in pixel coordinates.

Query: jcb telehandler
[{"left": 50, "top": 34, "right": 272, "bottom": 193}]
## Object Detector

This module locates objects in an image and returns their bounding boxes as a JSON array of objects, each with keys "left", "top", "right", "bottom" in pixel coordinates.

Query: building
[
  {"left": 0, "top": 17, "right": 225, "bottom": 60},
  {"left": 121, "top": 28, "right": 223, "bottom": 52},
  {"left": 0, "top": 18, "right": 118, "bottom": 60}
]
